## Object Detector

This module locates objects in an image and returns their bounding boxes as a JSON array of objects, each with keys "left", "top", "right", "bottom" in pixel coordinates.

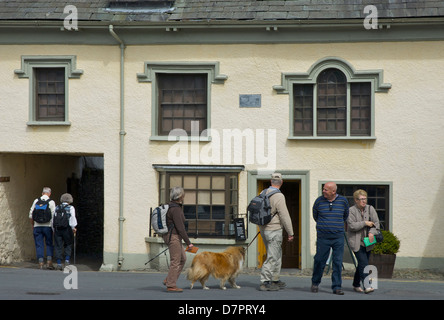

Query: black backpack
[
  {"left": 32, "top": 198, "right": 52, "bottom": 223},
  {"left": 248, "top": 189, "right": 280, "bottom": 225},
  {"left": 53, "top": 204, "right": 71, "bottom": 228}
]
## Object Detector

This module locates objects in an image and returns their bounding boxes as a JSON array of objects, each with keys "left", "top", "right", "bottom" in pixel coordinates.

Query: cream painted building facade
[{"left": 0, "top": 1, "right": 443, "bottom": 271}]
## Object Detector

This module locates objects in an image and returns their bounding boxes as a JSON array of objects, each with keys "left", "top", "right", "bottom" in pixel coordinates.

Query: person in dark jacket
[
  {"left": 54, "top": 193, "right": 77, "bottom": 270},
  {"left": 163, "top": 186, "right": 194, "bottom": 292}
]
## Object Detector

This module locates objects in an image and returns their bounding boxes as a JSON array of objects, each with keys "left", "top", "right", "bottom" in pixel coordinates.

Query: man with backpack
[
  {"left": 258, "top": 173, "right": 294, "bottom": 291},
  {"left": 53, "top": 193, "right": 77, "bottom": 270},
  {"left": 29, "top": 187, "right": 56, "bottom": 269}
]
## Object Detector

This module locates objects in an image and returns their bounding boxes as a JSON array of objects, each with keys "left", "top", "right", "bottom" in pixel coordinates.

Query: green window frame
[
  {"left": 320, "top": 181, "right": 392, "bottom": 230},
  {"left": 154, "top": 165, "right": 243, "bottom": 239},
  {"left": 274, "top": 57, "right": 391, "bottom": 140},
  {"left": 137, "top": 61, "right": 227, "bottom": 141},
  {"left": 14, "top": 55, "right": 83, "bottom": 126}
]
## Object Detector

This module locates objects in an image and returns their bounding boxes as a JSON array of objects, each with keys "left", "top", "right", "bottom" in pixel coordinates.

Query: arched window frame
[{"left": 273, "top": 57, "right": 391, "bottom": 140}]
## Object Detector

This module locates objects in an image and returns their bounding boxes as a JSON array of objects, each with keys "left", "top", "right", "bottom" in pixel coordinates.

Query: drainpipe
[{"left": 109, "top": 25, "right": 126, "bottom": 270}]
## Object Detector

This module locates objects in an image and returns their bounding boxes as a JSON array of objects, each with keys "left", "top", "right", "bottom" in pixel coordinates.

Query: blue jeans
[
  {"left": 33, "top": 227, "right": 54, "bottom": 261},
  {"left": 312, "top": 234, "right": 344, "bottom": 291}
]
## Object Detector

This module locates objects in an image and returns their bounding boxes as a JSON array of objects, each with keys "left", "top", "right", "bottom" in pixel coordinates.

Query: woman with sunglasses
[{"left": 347, "top": 189, "right": 381, "bottom": 294}]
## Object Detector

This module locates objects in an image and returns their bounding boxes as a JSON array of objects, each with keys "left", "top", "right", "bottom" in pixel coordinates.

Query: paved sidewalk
[{"left": 0, "top": 263, "right": 443, "bottom": 301}]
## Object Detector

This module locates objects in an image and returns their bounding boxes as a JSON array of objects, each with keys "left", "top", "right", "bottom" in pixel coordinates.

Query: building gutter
[
  {"left": 1, "top": 17, "right": 444, "bottom": 28},
  {"left": 109, "top": 25, "right": 126, "bottom": 270},
  {"left": 1, "top": 19, "right": 444, "bottom": 45}
]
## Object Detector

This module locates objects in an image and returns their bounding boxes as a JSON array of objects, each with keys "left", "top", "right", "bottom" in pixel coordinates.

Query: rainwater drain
[{"left": 26, "top": 292, "right": 61, "bottom": 296}]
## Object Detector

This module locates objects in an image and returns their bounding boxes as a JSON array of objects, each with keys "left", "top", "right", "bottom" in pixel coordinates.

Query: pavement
[{"left": 1, "top": 258, "right": 443, "bottom": 303}]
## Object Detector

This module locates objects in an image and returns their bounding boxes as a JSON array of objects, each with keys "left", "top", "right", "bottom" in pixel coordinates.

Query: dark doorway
[
  {"left": 66, "top": 157, "right": 104, "bottom": 268},
  {"left": 257, "top": 179, "right": 301, "bottom": 268},
  {"left": 280, "top": 181, "right": 300, "bottom": 268}
]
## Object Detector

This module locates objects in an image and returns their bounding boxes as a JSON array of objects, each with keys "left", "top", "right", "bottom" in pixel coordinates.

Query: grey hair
[
  {"left": 270, "top": 178, "right": 283, "bottom": 186},
  {"left": 42, "top": 187, "right": 52, "bottom": 194},
  {"left": 60, "top": 193, "right": 73, "bottom": 204},
  {"left": 170, "top": 186, "right": 185, "bottom": 201}
]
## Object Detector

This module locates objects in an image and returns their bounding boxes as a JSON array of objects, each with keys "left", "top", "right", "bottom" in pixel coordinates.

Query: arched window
[
  {"left": 274, "top": 57, "right": 391, "bottom": 139},
  {"left": 316, "top": 68, "right": 347, "bottom": 136}
]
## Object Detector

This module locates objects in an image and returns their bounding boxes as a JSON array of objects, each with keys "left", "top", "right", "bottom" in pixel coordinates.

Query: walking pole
[
  {"left": 145, "top": 247, "right": 169, "bottom": 265},
  {"left": 73, "top": 230, "right": 76, "bottom": 265}
]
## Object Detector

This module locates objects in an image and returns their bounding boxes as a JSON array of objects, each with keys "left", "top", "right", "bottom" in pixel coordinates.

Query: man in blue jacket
[{"left": 311, "top": 182, "right": 349, "bottom": 295}]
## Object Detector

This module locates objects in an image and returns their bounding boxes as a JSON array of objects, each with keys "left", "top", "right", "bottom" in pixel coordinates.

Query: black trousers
[
  {"left": 353, "top": 245, "right": 371, "bottom": 288},
  {"left": 54, "top": 227, "right": 74, "bottom": 263}
]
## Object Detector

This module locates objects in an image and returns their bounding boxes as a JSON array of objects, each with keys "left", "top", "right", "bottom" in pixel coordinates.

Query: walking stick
[
  {"left": 145, "top": 227, "right": 174, "bottom": 265},
  {"left": 145, "top": 247, "right": 169, "bottom": 265},
  {"left": 73, "top": 230, "right": 76, "bottom": 265}
]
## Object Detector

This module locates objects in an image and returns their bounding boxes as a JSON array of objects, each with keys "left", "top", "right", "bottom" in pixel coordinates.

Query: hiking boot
[
  {"left": 46, "top": 261, "right": 54, "bottom": 270},
  {"left": 273, "top": 280, "right": 286, "bottom": 289},
  {"left": 259, "top": 281, "right": 279, "bottom": 291},
  {"left": 333, "top": 289, "right": 345, "bottom": 295},
  {"left": 167, "top": 287, "right": 183, "bottom": 293},
  {"left": 38, "top": 258, "right": 44, "bottom": 269}
]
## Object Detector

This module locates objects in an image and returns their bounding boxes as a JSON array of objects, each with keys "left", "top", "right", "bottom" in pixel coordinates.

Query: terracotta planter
[{"left": 369, "top": 253, "right": 396, "bottom": 279}]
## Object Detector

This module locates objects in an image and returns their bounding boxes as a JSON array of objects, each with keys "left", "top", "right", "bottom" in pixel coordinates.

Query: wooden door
[{"left": 256, "top": 180, "right": 267, "bottom": 268}]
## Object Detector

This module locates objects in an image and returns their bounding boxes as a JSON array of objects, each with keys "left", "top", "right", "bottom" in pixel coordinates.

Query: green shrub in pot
[{"left": 372, "top": 230, "right": 400, "bottom": 255}]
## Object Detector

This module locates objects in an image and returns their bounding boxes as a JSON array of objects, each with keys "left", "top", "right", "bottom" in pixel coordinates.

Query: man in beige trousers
[{"left": 259, "top": 173, "right": 294, "bottom": 291}]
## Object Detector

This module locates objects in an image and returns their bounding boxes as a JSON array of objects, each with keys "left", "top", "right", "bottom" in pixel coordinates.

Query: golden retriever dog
[{"left": 187, "top": 246, "right": 245, "bottom": 290}]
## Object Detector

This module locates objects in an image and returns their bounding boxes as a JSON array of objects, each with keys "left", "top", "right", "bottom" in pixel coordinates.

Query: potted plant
[{"left": 369, "top": 230, "right": 400, "bottom": 279}]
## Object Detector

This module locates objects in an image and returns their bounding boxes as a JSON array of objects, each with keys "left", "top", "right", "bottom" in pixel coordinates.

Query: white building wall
[{"left": 1, "top": 40, "right": 443, "bottom": 269}]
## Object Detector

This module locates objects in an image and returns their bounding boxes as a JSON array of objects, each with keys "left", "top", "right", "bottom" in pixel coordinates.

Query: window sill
[
  {"left": 27, "top": 121, "right": 71, "bottom": 126},
  {"left": 150, "top": 135, "right": 212, "bottom": 142},
  {"left": 288, "top": 136, "right": 376, "bottom": 141}
]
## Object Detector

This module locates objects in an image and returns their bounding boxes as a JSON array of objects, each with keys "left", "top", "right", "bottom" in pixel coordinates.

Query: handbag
[
  {"left": 367, "top": 205, "right": 384, "bottom": 243},
  {"left": 375, "top": 222, "right": 384, "bottom": 243}
]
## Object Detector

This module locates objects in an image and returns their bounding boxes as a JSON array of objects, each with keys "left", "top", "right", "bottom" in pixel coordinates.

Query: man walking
[
  {"left": 29, "top": 187, "right": 56, "bottom": 269},
  {"left": 259, "top": 173, "right": 294, "bottom": 291},
  {"left": 311, "top": 182, "right": 349, "bottom": 295}
]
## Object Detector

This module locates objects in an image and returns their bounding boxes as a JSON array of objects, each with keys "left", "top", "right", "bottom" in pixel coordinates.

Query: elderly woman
[
  {"left": 346, "top": 189, "right": 380, "bottom": 293},
  {"left": 163, "top": 186, "right": 193, "bottom": 292},
  {"left": 53, "top": 193, "right": 77, "bottom": 270}
]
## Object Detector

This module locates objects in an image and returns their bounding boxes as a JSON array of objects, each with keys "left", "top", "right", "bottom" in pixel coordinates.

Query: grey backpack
[
  {"left": 151, "top": 204, "right": 171, "bottom": 235},
  {"left": 248, "top": 189, "right": 280, "bottom": 225}
]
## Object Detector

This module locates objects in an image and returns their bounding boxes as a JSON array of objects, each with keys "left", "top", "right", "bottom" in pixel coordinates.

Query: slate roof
[
  {"left": 0, "top": 0, "right": 442, "bottom": 23},
  {"left": 171, "top": 0, "right": 444, "bottom": 21}
]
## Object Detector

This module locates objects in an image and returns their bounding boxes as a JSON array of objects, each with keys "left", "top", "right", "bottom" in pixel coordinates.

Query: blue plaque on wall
[{"left": 239, "top": 94, "right": 261, "bottom": 108}]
